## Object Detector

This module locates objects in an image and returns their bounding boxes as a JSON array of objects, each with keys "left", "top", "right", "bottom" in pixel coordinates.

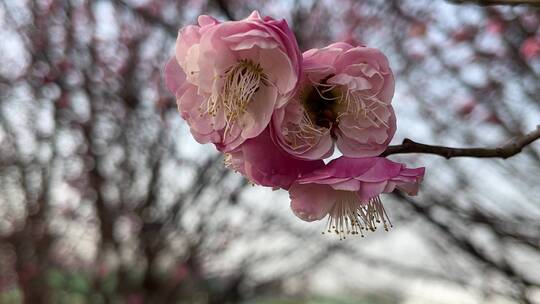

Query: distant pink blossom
[
  {"left": 271, "top": 42, "right": 396, "bottom": 160},
  {"left": 521, "top": 37, "right": 540, "bottom": 60},
  {"left": 164, "top": 11, "right": 302, "bottom": 152},
  {"left": 289, "top": 157, "right": 424, "bottom": 239},
  {"left": 225, "top": 128, "right": 324, "bottom": 190},
  {"left": 452, "top": 26, "right": 476, "bottom": 43},
  {"left": 486, "top": 18, "right": 504, "bottom": 35}
]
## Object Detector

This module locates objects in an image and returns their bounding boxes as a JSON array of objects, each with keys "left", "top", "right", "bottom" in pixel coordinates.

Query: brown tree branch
[
  {"left": 382, "top": 125, "right": 540, "bottom": 159},
  {"left": 450, "top": 0, "right": 540, "bottom": 6},
  {"left": 214, "top": 0, "right": 235, "bottom": 20}
]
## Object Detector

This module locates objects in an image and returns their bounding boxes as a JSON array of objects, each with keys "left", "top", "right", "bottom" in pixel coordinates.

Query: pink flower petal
[
  {"left": 358, "top": 181, "right": 388, "bottom": 201},
  {"left": 259, "top": 48, "right": 297, "bottom": 98},
  {"left": 289, "top": 183, "right": 336, "bottom": 222},
  {"left": 330, "top": 179, "right": 362, "bottom": 191},
  {"left": 164, "top": 57, "right": 186, "bottom": 96},
  {"left": 239, "top": 85, "right": 278, "bottom": 139},
  {"left": 229, "top": 128, "right": 324, "bottom": 190},
  {"left": 295, "top": 157, "right": 425, "bottom": 199}
]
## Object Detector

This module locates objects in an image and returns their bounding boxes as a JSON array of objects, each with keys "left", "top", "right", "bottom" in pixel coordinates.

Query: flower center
[
  {"left": 280, "top": 76, "right": 337, "bottom": 151},
  {"left": 322, "top": 192, "right": 392, "bottom": 240},
  {"left": 303, "top": 76, "right": 341, "bottom": 129},
  {"left": 282, "top": 110, "right": 330, "bottom": 151},
  {"left": 304, "top": 75, "right": 389, "bottom": 130},
  {"left": 206, "top": 59, "right": 267, "bottom": 136},
  {"left": 281, "top": 75, "right": 391, "bottom": 153}
]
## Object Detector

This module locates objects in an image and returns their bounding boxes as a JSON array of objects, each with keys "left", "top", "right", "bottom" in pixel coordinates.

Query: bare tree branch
[
  {"left": 450, "top": 0, "right": 540, "bottom": 6},
  {"left": 213, "top": 0, "right": 235, "bottom": 20},
  {"left": 114, "top": 0, "right": 178, "bottom": 35},
  {"left": 382, "top": 125, "right": 540, "bottom": 159}
]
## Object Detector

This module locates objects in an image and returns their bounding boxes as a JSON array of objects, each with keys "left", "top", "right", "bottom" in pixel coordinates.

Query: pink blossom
[
  {"left": 486, "top": 18, "right": 504, "bottom": 35},
  {"left": 225, "top": 128, "right": 324, "bottom": 190},
  {"left": 271, "top": 42, "right": 396, "bottom": 160},
  {"left": 520, "top": 37, "right": 540, "bottom": 60},
  {"left": 289, "top": 157, "right": 424, "bottom": 238},
  {"left": 165, "top": 11, "right": 302, "bottom": 152}
]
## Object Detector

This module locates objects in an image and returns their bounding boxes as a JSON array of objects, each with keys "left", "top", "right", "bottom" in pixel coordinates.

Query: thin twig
[
  {"left": 382, "top": 125, "right": 540, "bottom": 159},
  {"left": 450, "top": 0, "right": 540, "bottom": 6}
]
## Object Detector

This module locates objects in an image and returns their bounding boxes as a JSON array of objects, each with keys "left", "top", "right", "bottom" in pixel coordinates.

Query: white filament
[{"left": 322, "top": 193, "right": 392, "bottom": 240}]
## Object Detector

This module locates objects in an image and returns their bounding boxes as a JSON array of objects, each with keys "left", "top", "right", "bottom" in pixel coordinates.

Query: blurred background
[{"left": 0, "top": 0, "right": 539, "bottom": 303}]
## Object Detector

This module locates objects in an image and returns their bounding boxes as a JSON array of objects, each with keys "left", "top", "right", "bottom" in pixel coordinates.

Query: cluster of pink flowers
[{"left": 165, "top": 11, "right": 425, "bottom": 239}]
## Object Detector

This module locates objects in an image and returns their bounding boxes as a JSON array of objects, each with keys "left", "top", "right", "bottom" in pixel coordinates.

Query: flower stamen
[
  {"left": 305, "top": 76, "right": 389, "bottom": 131},
  {"left": 205, "top": 59, "right": 268, "bottom": 137},
  {"left": 322, "top": 192, "right": 392, "bottom": 240}
]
